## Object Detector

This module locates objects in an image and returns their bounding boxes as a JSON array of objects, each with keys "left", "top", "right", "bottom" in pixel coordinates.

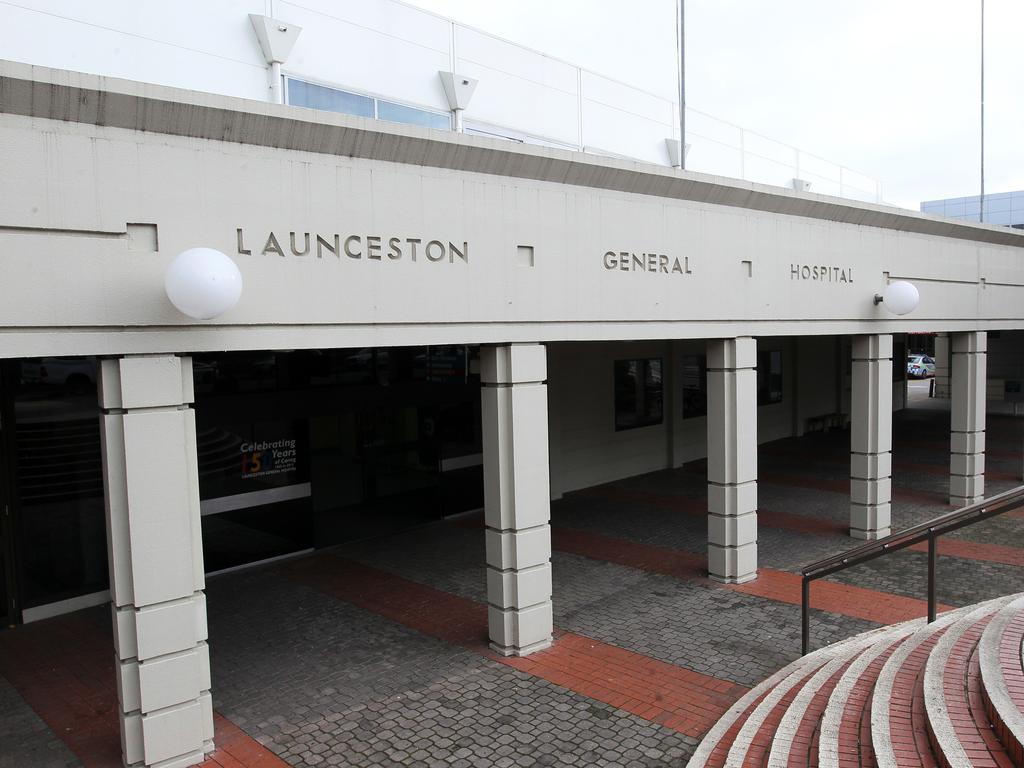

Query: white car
[{"left": 906, "top": 355, "right": 936, "bottom": 379}]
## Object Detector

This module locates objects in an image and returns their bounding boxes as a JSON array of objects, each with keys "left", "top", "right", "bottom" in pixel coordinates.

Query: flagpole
[
  {"left": 980, "top": 0, "right": 985, "bottom": 223},
  {"left": 677, "top": 0, "right": 685, "bottom": 170}
]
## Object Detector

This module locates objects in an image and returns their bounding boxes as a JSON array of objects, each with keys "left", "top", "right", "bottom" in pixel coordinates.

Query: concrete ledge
[{"left": 2, "top": 60, "right": 1024, "bottom": 249}]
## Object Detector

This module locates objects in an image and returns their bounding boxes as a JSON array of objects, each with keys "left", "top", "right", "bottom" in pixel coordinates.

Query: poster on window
[
  {"left": 240, "top": 436, "right": 298, "bottom": 479},
  {"left": 198, "top": 420, "right": 308, "bottom": 501}
]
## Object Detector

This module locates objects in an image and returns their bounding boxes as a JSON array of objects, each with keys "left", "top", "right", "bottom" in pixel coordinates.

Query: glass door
[{"left": 0, "top": 367, "right": 17, "bottom": 627}]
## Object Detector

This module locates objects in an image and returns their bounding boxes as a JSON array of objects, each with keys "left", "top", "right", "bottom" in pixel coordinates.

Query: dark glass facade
[
  {"left": 2, "top": 358, "right": 106, "bottom": 614},
  {"left": 614, "top": 358, "right": 664, "bottom": 430},
  {"left": 1, "top": 347, "right": 484, "bottom": 623}
]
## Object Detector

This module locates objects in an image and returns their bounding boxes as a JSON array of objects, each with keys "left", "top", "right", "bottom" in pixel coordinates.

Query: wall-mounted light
[
  {"left": 873, "top": 280, "right": 919, "bottom": 315},
  {"left": 165, "top": 247, "right": 243, "bottom": 320}
]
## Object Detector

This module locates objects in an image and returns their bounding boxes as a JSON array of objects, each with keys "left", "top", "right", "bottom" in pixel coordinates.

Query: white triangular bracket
[
  {"left": 250, "top": 14, "right": 302, "bottom": 64},
  {"left": 665, "top": 138, "right": 691, "bottom": 168},
  {"left": 439, "top": 72, "right": 478, "bottom": 111}
]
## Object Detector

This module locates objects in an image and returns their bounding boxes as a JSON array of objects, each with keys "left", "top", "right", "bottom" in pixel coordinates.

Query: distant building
[{"left": 921, "top": 191, "right": 1024, "bottom": 228}]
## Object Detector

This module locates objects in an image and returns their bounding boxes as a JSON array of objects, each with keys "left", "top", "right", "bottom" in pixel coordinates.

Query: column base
[
  {"left": 489, "top": 637, "right": 553, "bottom": 657},
  {"left": 707, "top": 571, "right": 758, "bottom": 585},
  {"left": 850, "top": 502, "right": 891, "bottom": 539},
  {"left": 707, "top": 542, "right": 757, "bottom": 583},
  {"left": 849, "top": 526, "right": 891, "bottom": 541},
  {"left": 950, "top": 495, "right": 983, "bottom": 508}
]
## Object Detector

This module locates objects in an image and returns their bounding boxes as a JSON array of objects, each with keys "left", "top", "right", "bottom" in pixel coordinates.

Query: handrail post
[
  {"left": 801, "top": 577, "right": 810, "bottom": 656},
  {"left": 927, "top": 536, "right": 937, "bottom": 623}
]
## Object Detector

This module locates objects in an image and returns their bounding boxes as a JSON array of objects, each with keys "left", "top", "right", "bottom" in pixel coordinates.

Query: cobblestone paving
[
  {"left": 207, "top": 570, "right": 696, "bottom": 768},
  {"left": 338, "top": 525, "right": 875, "bottom": 688},
  {"left": 0, "top": 675, "right": 81, "bottom": 768},
  {"left": 2, "top": 405, "right": 1020, "bottom": 768}
]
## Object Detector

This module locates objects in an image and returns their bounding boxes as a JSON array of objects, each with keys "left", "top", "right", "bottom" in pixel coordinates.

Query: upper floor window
[
  {"left": 681, "top": 354, "right": 708, "bottom": 419},
  {"left": 614, "top": 358, "right": 663, "bottom": 431},
  {"left": 285, "top": 77, "right": 450, "bottom": 131},
  {"left": 757, "top": 350, "right": 783, "bottom": 405}
]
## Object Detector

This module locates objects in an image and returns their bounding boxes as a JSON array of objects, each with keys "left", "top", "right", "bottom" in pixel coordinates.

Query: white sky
[{"left": 405, "top": 0, "right": 1023, "bottom": 210}]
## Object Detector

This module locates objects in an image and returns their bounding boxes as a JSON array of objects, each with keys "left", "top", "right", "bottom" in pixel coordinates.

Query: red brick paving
[
  {"left": 503, "top": 633, "right": 749, "bottom": 739},
  {"left": 551, "top": 525, "right": 707, "bottom": 580},
  {"left": 758, "top": 470, "right": 952, "bottom": 507},
  {"left": 202, "top": 715, "right": 290, "bottom": 768},
  {"left": 552, "top": 525, "right": 951, "bottom": 626},
  {"left": 582, "top": 479, "right": 1024, "bottom": 570},
  {"left": 726, "top": 569, "right": 953, "bottom": 626},
  {"left": 907, "top": 538, "right": 1024, "bottom": 569},
  {"left": 285, "top": 553, "right": 748, "bottom": 739},
  {"left": 0, "top": 610, "right": 287, "bottom": 768}
]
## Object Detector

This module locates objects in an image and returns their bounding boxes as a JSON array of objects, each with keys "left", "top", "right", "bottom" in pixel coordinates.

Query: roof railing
[{"left": 800, "top": 484, "right": 1024, "bottom": 655}]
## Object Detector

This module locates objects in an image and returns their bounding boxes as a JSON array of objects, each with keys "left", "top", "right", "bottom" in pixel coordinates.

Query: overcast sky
[{"left": 406, "top": 0, "right": 1022, "bottom": 211}]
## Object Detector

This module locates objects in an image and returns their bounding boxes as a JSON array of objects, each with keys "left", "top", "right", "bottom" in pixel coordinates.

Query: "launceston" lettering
[
  {"left": 790, "top": 263, "right": 854, "bottom": 283},
  {"left": 603, "top": 251, "right": 692, "bottom": 275},
  {"left": 237, "top": 229, "right": 468, "bottom": 263}
]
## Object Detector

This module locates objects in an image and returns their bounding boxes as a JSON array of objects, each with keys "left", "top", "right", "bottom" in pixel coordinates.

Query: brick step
[
  {"left": 688, "top": 651, "right": 837, "bottom": 768},
  {"left": 870, "top": 607, "right": 967, "bottom": 768},
  {"left": 688, "top": 625, "right": 906, "bottom": 768},
  {"left": 817, "top": 621, "right": 922, "bottom": 768},
  {"left": 978, "top": 594, "right": 1024, "bottom": 765},
  {"left": 922, "top": 597, "right": 1017, "bottom": 768},
  {"left": 768, "top": 651, "right": 858, "bottom": 768},
  {"left": 689, "top": 595, "right": 1024, "bottom": 768}
]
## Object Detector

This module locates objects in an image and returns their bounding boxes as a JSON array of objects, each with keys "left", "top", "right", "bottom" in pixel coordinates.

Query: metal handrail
[{"left": 800, "top": 484, "right": 1024, "bottom": 655}]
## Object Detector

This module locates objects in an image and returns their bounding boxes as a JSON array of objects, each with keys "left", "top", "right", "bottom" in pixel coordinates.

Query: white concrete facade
[{"left": 1, "top": 58, "right": 1023, "bottom": 767}]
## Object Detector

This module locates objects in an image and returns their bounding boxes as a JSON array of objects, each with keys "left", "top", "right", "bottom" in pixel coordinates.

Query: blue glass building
[{"left": 921, "top": 190, "right": 1024, "bottom": 228}]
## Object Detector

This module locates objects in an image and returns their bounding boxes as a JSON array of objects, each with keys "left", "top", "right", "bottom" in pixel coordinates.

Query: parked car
[{"left": 907, "top": 354, "right": 936, "bottom": 378}]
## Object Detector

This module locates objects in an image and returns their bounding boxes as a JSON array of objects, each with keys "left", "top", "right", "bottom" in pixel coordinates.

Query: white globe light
[
  {"left": 880, "top": 280, "right": 919, "bottom": 315},
  {"left": 165, "top": 248, "right": 243, "bottom": 320}
]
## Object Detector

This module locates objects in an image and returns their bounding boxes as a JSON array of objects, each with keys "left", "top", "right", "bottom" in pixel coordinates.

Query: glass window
[
  {"left": 286, "top": 78, "right": 374, "bottom": 118},
  {"left": 614, "top": 358, "right": 663, "bottom": 430},
  {"left": 681, "top": 354, "right": 708, "bottom": 418},
  {"left": 193, "top": 351, "right": 280, "bottom": 394},
  {"left": 378, "top": 100, "right": 450, "bottom": 130},
  {"left": 757, "top": 351, "right": 783, "bottom": 405},
  {"left": 10, "top": 357, "right": 107, "bottom": 608},
  {"left": 285, "top": 79, "right": 450, "bottom": 132}
]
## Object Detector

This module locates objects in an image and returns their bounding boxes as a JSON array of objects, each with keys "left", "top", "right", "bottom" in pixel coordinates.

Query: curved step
[
  {"left": 728, "top": 627, "right": 902, "bottom": 768},
  {"left": 923, "top": 596, "right": 1015, "bottom": 768},
  {"left": 871, "top": 609, "right": 966, "bottom": 768},
  {"left": 766, "top": 650, "right": 860, "bottom": 768},
  {"left": 818, "top": 621, "right": 923, "bottom": 768},
  {"left": 978, "top": 594, "right": 1024, "bottom": 764},
  {"left": 686, "top": 652, "right": 830, "bottom": 768}
]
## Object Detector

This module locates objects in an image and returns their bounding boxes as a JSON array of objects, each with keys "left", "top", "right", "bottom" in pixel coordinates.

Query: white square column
[
  {"left": 850, "top": 335, "right": 893, "bottom": 540},
  {"left": 481, "top": 344, "right": 553, "bottom": 657},
  {"left": 950, "top": 331, "right": 987, "bottom": 506},
  {"left": 99, "top": 355, "right": 214, "bottom": 768},
  {"left": 706, "top": 337, "right": 758, "bottom": 584}
]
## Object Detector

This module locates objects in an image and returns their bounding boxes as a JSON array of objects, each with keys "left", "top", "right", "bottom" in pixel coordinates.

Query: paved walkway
[{"left": 1, "top": 403, "right": 1022, "bottom": 768}]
